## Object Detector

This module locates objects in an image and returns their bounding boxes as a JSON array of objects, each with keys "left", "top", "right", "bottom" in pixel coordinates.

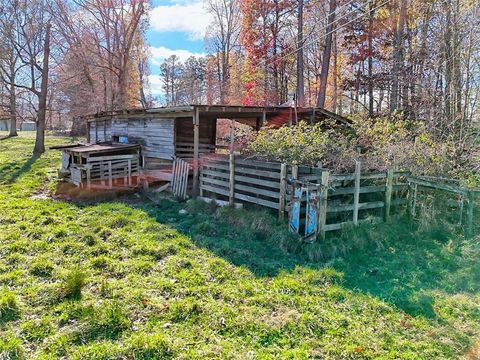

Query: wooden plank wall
[
  {"left": 200, "top": 155, "right": 295, "bottom": 212},
  {"left": 89, "top": 120, "right": 112, "bottom": 143},
  {"left": 89, "top": 117, "right": 217, "bottom": 162},
  {"left": 111, "top": 117, "right": 175, "bottom": 160}
]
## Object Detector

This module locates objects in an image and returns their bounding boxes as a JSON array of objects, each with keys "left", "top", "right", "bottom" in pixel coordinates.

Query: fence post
[
  {"left": 229, "top": 153, "right": 235, "bottom": 206},
  {"left": 199, "top": 160, "right": 204, "bottom": 197},
  {"left": 353, "top": 161, "right": 361, "bottom": 225},
  {"left": 291, "top": 165, "right": 299, "bottom": 180},
  {"left": 192, "top": 107, "right": 200, "bottom": 197},
  {"left": 108, "top": 161, "right": 113, "bottom": 189},
  {"left": 384, "top": 168, "right": 394, "bottom": 221},
  {"left": 458, "top": 195, "right": 464, "bottom": 225},
  {"left": 466, "top": 191, "right": 474, "bottom": 239},
  {"left": 278, "top": 163, "right": 287, "bottom": 220},
  {"left": 318, "top": 171, "right": 330, "bottom": 241}
]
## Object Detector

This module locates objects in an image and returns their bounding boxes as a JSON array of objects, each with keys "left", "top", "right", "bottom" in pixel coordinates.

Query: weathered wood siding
[
  {"left": 111, "top": 117, "right": 175, "bottom": 160},
  {"left": 89, "top": 120, "right": 112, "bottom": 143}
]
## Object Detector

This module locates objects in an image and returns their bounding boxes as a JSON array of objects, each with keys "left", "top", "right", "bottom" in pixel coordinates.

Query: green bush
[
  {"left": 248, "top": 121, "right": 329, "bottom": 166},
  {"left": 246, "top": 117, "right": 479, "bottom": 185}
]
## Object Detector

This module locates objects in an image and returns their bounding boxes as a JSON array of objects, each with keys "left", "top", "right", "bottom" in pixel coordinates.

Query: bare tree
[
  {"left": 0, "top": 0, "right": 52, "bottom": 153},
  {"left": 56, "top": 0, "right": 148, "bottom": 111},
  {"left": 296, "top": 0, "right": 305, "bottom": 107},
  {"left": 317, "top": 0, "right": 336, "bottom": 108},
  {"left": 206, "top": 0, "right": 241, "bottom": 104},
  {"left": 389, "top": 0, "right": 407, "bottom": 113},
  {"left": 0, "top": 0, "right": 20, "bottom": 137}
]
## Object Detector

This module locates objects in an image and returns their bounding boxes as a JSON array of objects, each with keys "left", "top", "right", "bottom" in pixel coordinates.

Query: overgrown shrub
[
  {"left": 248, "top": 122, "right": 330, "bottom": 166},
  {"left": 246, "top": 117, "right": 479, "bottom": 186}
]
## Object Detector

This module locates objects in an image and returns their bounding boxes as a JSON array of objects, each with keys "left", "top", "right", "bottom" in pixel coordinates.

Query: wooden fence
[
  {"left": 72, "top": 154, "right": 140, "bottom": 189},
  {"left": 200, "top": 154, "right": 289, "bottom": 211},
  {"left": 407, "top": 176, "right": 479, "bottom": 238},
  {"left": 199, "top": 154, "right": 409, "bottom": 239}
]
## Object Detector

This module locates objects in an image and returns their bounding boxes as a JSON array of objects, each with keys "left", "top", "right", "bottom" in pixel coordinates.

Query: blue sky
[{"left": 147, "top": 0, "right": 210, "bottom": 96}]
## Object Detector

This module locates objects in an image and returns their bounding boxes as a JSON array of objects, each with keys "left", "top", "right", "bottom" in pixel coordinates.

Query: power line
[{"left": 259, "top": 0, "right": 393, "bottom": 69}]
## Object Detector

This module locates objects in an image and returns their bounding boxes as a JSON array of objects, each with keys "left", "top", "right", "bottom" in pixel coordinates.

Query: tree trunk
[
  {"left": 332, "top": 32, "right": 338, "bottom": 113},
  {"left": 367, "top": 3, "right": 374, "bottom": 117},
  {"left": 296, "top": 0, "right": 305, "bottom": 107},
  {"left": 9, "top": 83, "right": 17, "bottom": 137},
  {"left": 317, "top": 0, "right": 336, "bottom": 108},
  {"left": 7, "top": 50, "right": 18, "bottom": 137},
  {"left": 389, "top": 0, "right": 407, "bottom": 114},
  {"left": 33, "top": 22, "right": 51, "bottom": 155},
  {"left": 444, "top": 1, "right": 453, "bottom": 123}
]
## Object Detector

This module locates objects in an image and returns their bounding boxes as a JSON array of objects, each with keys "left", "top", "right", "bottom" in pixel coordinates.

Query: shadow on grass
[
  {"left": 0, "top": 154, "right": 40, "bottom": 184},
  {"left": 137, "top": 198, "right": 479, "bottom": 319},
  {"left": 0, "top": 134, "right": 17, "bottom": 141}
]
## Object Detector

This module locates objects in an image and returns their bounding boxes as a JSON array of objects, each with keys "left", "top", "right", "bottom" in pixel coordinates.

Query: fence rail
[
  {"left": 199, "top": 155, "right": 410, "bottom": 240},
  {"left": 407, "top": 176, "right": 479, "bottom": 238}
]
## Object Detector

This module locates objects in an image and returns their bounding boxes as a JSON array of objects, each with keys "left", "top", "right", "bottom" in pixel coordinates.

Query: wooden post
[
  {"left": 193, "top": 107, "right": 200, "bottom": 196},
  {"left": 229, "top": 118, "right": 235, "bottom": 153},
  {"left": 127, "top": 159, "right": 132, "bottom": 186},
  {"left": 278, "top": 163, "right": 287, "bottom": 220},
  {"left": 458, "top": 195, "right": 464, "bottom": 225},
  {"left": 353, "top": 161, "right": 361, "bottom": 225},
  {"left": 86, "top": 166, "right": 91, "bottom": 190},
  {"left": 291, "top": 165, "right": 299, "bottom": 180},
  {"left": 384, "top": 168, "right": 394, "bottom": 221},
  {"left": 229, "top": 153, "right": 235, "bottom": 206},
  {"left": 108, "top": 161, "right": 113, "bottom": 189},
  {"left": 318, "top": 171, "right": 330, "bottom": 241},
  {"left": 466, "top": 191, "right": 474, "bottom": 239},
  {"left": 407, "top": 181, "right": 414, "bottom": 217},
  {"left": 262, "top": 110, "right": 267, "bottom": 126},
  {"left": 412, "top": 183, "right": 418, "bottom": 216}
]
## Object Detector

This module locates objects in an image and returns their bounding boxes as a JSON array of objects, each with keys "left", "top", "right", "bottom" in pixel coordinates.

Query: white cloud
[
  {"left": 150, "top": 1, "right": 211, "bottom": 40},
  {"left": 150, "top": 46, "right": 205, "bottom": 66},
  {"left": 148, "top": 74, "right": 164, "bottom": 97}
]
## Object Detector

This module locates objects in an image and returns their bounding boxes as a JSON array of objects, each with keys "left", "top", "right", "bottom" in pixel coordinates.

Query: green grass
[{"left": 0, "top": 133, "right": 479, "bottom": 359}]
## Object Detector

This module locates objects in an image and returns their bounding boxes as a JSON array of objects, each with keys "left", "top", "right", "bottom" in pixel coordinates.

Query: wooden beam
[
  {"left": 192, "top": 107, "right": 200, "bottom": 196},
  {"left": 353, "top": 161, "right": 361, "bottom": 225},
  {"left": 466, "top": 191, "right": 475, "bottom": 239},
  {"left": 278, "top": 163, "right": 287, "bottom": 220},
  {"left": 318, "top": 171, "right": 330, "bottom": 241},
  {"left": 87, "top": 122, "right": 91, "bottom": 143},
  {"left": 384, "top": 168, "right": 394, "bottom": 221},
  {"left": 229, "top": 153, "right": 235, "bottom": 206}
]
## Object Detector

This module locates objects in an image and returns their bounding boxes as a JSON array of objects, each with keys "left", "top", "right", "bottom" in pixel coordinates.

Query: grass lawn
[{"left": 0, "top": 133, "right": 479, "bottom": 359}]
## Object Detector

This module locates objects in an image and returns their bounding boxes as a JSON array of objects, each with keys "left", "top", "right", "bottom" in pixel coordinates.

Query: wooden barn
[
  {"left": 62, "top": 105, "right": 350, "bottom": 193},
  {"left": 86, "top": 105, "right": 350, "bottom": 167}
]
